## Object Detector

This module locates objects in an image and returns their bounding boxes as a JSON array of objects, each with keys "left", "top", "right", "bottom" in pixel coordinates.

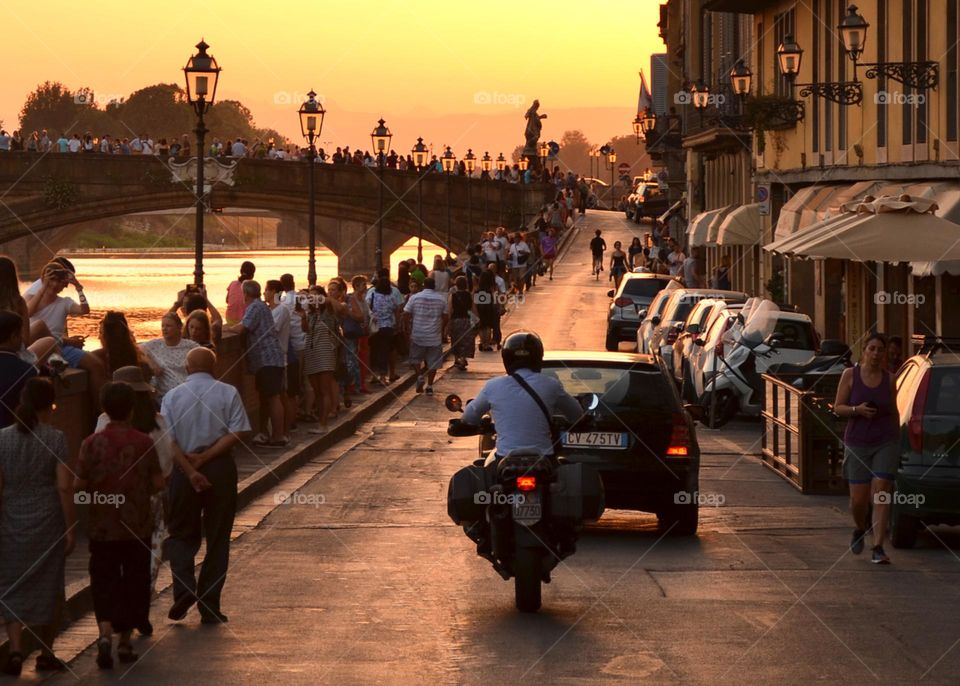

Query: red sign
[{"left": 618, "top": 162, "right": 630, "bottom": 174}]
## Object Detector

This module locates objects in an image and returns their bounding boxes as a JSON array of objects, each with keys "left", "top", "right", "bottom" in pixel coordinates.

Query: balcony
[{"left": 681, "top": 85, "right": 752, "bottom": 154}]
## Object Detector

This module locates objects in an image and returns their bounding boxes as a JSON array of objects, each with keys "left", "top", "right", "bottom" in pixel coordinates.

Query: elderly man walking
[
  {"left": 226, "top": 280, "right": 286, "bottom": 447},
  {"left": 161, "top": 348, "right": 250, "bottom": 624},
  {"left": 403, "top": 276, "right": 448, "bottom": 395}
]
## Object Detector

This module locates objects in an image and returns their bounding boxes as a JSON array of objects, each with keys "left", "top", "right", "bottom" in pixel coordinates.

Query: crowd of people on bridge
[{"left": 0, "top": 199, "right": 587, "bottom": 674}]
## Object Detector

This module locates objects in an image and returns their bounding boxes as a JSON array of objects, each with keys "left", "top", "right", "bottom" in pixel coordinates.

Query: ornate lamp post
[
  {"left": 464, "top": 149, "right": 476, "bottom": 244},
  {"left": 480, "top": 152, "right": 492, "bottom": 234},
  {"left": 517, "top": 156, "right": 529, "bottom": 227},
  {"left": 441, "top": 146, "right": 456, "bottom": 257},
  {"left": 640, "top": 107, "right": 657, "bottom": 141},
  {"left": 298, "top": 90, "right": 325, "bottom": 285},
  {"left": 538, "top": 140, "right": 549, "bottom": 175},
  {"left": 370, "top": 118, "right": 393, "bottom": 271},
  {"left": 605, "top": 148, "right": 617, "bottom": 207},
  {"left": 182, "top": 40, "right": 221, "bottom": 287},
  {"left": 632, "top": 114, "right": 644, "bottom": 144},
  {"left": 411, "top": 136, "right": 429, "bottom": 263}
]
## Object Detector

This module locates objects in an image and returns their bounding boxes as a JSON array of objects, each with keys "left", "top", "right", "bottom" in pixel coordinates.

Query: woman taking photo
[
  {"left": 0, "top": 378, "right": 77, "bottom": 675},
  {"left": 834, "top": 333, "right": 899, "bottom": 565}
]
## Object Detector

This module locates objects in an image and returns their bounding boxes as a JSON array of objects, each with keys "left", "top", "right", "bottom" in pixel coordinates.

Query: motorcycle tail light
[
  {"left": 666, "top": 414, "right": 690, "bottom": 457},
  {"left": 516, "top": 476, "right": 537, "bottom": 491}
]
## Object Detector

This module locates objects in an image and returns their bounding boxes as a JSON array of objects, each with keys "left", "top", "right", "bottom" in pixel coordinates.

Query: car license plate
[
  {"left": 562, "top": 432, "right": 628, "bottom": 449},
  {"left": 513, "top": 491, "right": 541, "bottom": 524}
]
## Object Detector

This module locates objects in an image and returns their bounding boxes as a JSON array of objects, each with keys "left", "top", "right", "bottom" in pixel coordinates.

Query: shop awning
[
  {"left": 773, "top": 195, "right": 960, "bottom": 262},
  {"left": 658, "top": 200, "right": 684, "bottom": 224},
  {"left": 774, "top": 186, "right": 822, "bottom": 241},
  {"left": 705, "top": 206, "right": 735, "bottom": 246},
  {"left": 687, "top": 207, "right": 725, "bottom": 247},
  {"left": 717, "top": 203, "right": 763, "bottom": 245},
  {"left": 765, "top": 212, "right": 866, "bottom": 256}
]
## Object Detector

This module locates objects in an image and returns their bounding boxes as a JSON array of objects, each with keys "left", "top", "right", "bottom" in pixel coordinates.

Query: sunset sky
[{"left": 0, "top": 0, "right": 664, "bottom": 154}]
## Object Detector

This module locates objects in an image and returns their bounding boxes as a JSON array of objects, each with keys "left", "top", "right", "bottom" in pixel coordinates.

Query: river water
[{"left": 29, "top": 239, "right": 439, "bottom": 342}]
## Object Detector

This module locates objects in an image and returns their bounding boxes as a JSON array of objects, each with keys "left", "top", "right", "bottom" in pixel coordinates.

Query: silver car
[{"left": 605, "top": 274, "right": 677, "bottom": 351}]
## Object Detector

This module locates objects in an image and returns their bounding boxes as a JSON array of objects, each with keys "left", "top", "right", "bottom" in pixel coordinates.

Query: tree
[
  {"left": 19, "top": 81, "right": 81, "bottom": 136},
  {"left": 556, "top": 130, "right": 593, "bottom": 176},
  {"left": 112, "top": 83, "right": 193, "bottom": 139}
]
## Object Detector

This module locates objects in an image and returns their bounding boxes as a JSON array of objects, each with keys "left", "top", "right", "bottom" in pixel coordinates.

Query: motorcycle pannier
[
  {"left": 550, "top": 463, "right": 605, "bottom": 522},
  {"left": 447, "top": 465, "right": 490, "bottom": 525}
]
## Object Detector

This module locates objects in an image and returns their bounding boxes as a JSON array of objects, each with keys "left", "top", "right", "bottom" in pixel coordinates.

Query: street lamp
[
  {"left": 728, "top": 57, "right": 804, "bottom": 126},
  {"left": 464, "top": 149, "right": 476, "bottom": 245},
  {"left": 495, "top": 153, "right": 506, "bottom": 224},
  {"left": 838, "top": 4, "right": 868, "bottom": 66},
  {"left": 729, "top": 59, "right": 752, "bottom": 98},
  {"left": 632, "top": 113, "right": 644, "bottom": 144},
  {"left": 411, "top": 136, "right": 429, "bottom": 263},
  {"left": 495, "top": 152, "right": 506, "bottom": 174},
  {"left": 298, "top": 90, "right": 325, "bottom": 285},
  {"left": 480, "top": 151, "right": 492, "bottom": 176},
  {"left": 370, "top": 118, "right": 393, "bottom": 270},
  {"left": 605, "top": 148, "right": 617, "bottom": 208},
  {"left": 777, "top": 34, "right": 803, "bottom": 79},
  {"left": 518, "top": 156, "right": 529, "bottom": 172},
  {"left": 441, "top": 146, "right": 456, "bottom": 257},
  {"left": 480, "top": 152, "right": 492, "bottom": 233},
  {"left": 640, "top": 107, "right": 657, "bottom": 140},
  {"left": 182, "top": 39, "right": 221, "bottom": 287},
  {"left": 538, "top": 140, "right": 549, "bottom": 172}
]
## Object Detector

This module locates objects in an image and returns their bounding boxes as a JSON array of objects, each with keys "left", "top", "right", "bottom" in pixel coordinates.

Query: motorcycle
[
  {"left": 445, "top": 394, "right": 605, "bottom": 613},
  {"left": 700, "top": 302, "right": 851, "bottom": 429}
]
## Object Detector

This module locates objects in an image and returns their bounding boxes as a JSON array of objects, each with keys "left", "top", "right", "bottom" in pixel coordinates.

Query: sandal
[
  {"left": 2, "top": 652, "right": 23, "bottom": 676},
  {"left": 36, "top": 653, "right": 67, "bottom": 672}
]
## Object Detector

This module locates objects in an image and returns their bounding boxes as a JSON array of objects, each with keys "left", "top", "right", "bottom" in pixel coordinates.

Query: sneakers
[
  {"left": 850, "top": 528, "right": 866, "bottom": 555},
  {"left": 871, "top": 545, "right": 891, "bottom": 565},
  {"left": 415, "top": 376, "right": 425, "bottom": 393}
]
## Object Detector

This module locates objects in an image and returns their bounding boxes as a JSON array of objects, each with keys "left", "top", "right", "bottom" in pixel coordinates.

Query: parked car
[
  {"left": 627, "top": 182, "right": 670, "bottom": 222},
  {"left": 605, "top": 273, "right": 678, "bottom": 351},
  {"left": 890, "top": 336, "right": 960, "bottom": 548},
  {"left": 649, "top": 289, "right": 750, "bottom": 371},
  {"left": 541, "top": 351, "right": 703, "bottom": 535},
  {"left": 637, "top": 282, "right": 683, "bottom": 354},
  {"left": 671, "top": 298, "right": 723, "bottom": 385},
  {"left": 685, "top": 302, "right": 746, "bottom": 402}
]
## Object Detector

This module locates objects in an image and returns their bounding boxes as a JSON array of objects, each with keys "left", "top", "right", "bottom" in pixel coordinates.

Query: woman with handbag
[
  {"left": 446, "top": 276, "right": 477, "bottom": 370},
  {"left": 303, "top": 285, "right": 343, "bottom": 435}
]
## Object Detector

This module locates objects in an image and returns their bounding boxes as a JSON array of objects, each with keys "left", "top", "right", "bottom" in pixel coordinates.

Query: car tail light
[
  {"left": 908, "top": 370, "right": 931, "bottom": 453},
  {"left": 666, "top": 328, "right": 679, "bottom": 345},
  {"left": 516, "top": 476, "right": 537, "bottom": 491},
  {"left": 666, "top": 414, "right": 690, "bottom": 457},
  {"left": 614, "top": 297, "right": 632, "bottom": 308}
]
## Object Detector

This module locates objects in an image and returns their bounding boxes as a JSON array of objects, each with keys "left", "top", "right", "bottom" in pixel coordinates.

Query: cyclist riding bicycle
[{"left": 589, "top": 230, "right": 606, "bottom": 276}]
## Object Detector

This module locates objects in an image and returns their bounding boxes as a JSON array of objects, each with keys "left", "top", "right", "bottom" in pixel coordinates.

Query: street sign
[
  {"left": 618, "top": 162, "right": 630, "bottom": 175},
  {"left": 758, "top": 184, "right": 771, "bottom": 216}
]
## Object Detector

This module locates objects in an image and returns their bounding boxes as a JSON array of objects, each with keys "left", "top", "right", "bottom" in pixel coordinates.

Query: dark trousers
[
  {"left": 89, "top": 538, "right": 152, "bottom": 632},
  {"left": 491, "top": 311, "right": 502, "bottom": 345},
  {"left": 370, "top": 327, "right": 395, "bottom": 375},
  {"left": 165, "top": 455, "right": 237, "bottom": 616}
]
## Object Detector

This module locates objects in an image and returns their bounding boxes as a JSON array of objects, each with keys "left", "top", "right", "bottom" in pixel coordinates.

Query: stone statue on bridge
[{"left": 522, "top": 99, "right": 547, "bottom": 158}]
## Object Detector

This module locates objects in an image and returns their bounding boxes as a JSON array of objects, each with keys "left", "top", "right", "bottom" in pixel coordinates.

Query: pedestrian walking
[
  {"left": 447, "top": 276, "right": 477, "bottom": 370},
  {"left": 344, "top": 276, "right": 370, "bottom": 397},
  {"left": 713, "top": 254, "right": 732, "bottom": 290},
  {"left": 540, "top": 228, "right": 558, "bottom": 281},
  {"left": 161, "top": 348, "right": 251, "bottom": 625},
  {"left": 0, "top": 378, "right": 76, "bottom": 676},
  {"left": 77, "top": 381, "right": 164, "bottom": 669},
  {"left": 683, "top": 247, "right": 705, "bottom": 287},
  {"left": 834, "top": 333, "right": 899, "bottom": 565},
  {"left": 628, "top": 237, "right": 644, "bottom": 270},
  {"left": 609, "top": 241, "right": 628, "bottom": 289},
  {"left": 589, "top": 230, "right": 606, "bottom": 275},
  {"left": 403, "top": 277, "right": 449, "bottom": 395}
]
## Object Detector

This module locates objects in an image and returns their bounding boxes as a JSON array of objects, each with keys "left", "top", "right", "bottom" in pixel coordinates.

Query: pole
[
  {"left": 467, "top": 178, "right": 472, "bottom": 248},
  {"left": 484, "top": 180, "right": 488, "bottom": 238},
  {"left": 445, "top": 173, "right": 452, "bottom": 258},
  {"left": 193, "top": 106, "right": 207, "bottom": 286},
  {"left": 307, "top": 135, "right": 317, "bottom": 285},
  {"left": 498, "top": 181, "right": 503, "bottom": 226},
  {"left": 417, "top": 170, "right": 423, "bottom": 264},
  {"left": 376, "top": 159, "right": 384, "bottom": 271},
  {"left": 610, "top": 163, "right": 615, "bottom": 210}
]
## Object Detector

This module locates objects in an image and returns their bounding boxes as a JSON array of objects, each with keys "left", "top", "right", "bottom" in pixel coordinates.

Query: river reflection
[{"left": 27, "top": 240, "right": 439, "bottom": 342}]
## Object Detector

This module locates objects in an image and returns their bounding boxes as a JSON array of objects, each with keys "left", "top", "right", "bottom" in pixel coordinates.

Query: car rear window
[
  {"left": 542, "top": 365, "right": 675, "bottom": 412},
  {"left": 623, "top": 278, "right": 670, "bottom": 298},
  {"left": 928, "top": 368, "right": 960, "bottom": 415},
  {"left": 774, "top": 319, "right": 816, "bottom": 350}
]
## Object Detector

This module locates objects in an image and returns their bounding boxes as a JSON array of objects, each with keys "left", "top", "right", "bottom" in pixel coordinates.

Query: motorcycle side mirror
[
  {"left": 445, "top": 394, "right": 463, "bottom": 413},
  {"left": 684, "top": 403, "right": 706, "bottom": 422},
  {"left": 579, "top": 393, "right": 600, "bottom": 411},
  {"left": 694, "top": 338, "right": 705, "bottom": 347},
  {"left": 607, "top": 289, "right": 615, "bottom": 298}
]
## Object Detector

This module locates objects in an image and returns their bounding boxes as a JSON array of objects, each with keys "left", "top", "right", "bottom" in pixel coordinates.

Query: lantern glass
[
  {"left": 441, "top": 147, "right": 456, "bottom": 173},
  {"left": 495, "top": 153, "right": 506, "bottom": 171},
  {"left": 777, "top": 35, "right": 803, "bottom": 78},
  {"left": 839, "top": 5, "right": 868, "bottom": 59},
  {"left": 298, "top": 91, "right": 325, "bottom": 139},
  {"left": 729, "top": 60, "right": 753, "bottom": 96},
  {"left": 183, "top": 40, "right": 221, "bottom": 106},
  {"left": 370, "top": 118, "right": 392, "bottom": 157}
]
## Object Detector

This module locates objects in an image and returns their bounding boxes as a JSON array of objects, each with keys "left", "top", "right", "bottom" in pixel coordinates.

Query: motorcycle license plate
[
  {"left": 562, "top": 431, "right": 627, "bottom": 449},
  {"left": 513, "top": 491, "right": 541, "bottom": 525}
]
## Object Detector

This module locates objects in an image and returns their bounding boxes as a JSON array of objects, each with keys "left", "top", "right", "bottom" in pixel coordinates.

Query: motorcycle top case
[
  {"left": 550, "top": 462, "right": 605, "bottom": 522},
  {"left": 447, "top": 464, "right": 490, "bottom": 525}
]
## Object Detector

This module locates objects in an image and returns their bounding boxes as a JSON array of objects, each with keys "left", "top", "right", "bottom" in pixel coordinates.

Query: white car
[{"left": 686, "top": 302, "right": 745, "bottom": 402}]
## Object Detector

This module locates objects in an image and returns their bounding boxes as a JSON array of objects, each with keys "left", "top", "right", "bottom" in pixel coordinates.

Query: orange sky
[{"left": 0, "top": 0, "right": 664, "bottom": 153}]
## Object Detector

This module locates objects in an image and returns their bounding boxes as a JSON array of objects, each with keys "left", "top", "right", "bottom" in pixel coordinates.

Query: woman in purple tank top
[{"left": 834, "top": 333, "right": 900, "bottom": 565}]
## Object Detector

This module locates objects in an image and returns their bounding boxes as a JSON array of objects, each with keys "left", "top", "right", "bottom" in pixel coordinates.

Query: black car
[
  {"left": 541, "top": 351, "right": 702, "bottom": 535},
  {"left": 890, "top": 336, "right": 960, "bottom": 548}
]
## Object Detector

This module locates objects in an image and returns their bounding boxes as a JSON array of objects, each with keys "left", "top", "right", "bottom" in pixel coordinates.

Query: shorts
[
  {"left": 255, "top": 366, "right": 285, "bottom": 397},
  {"left": 61, "top": 344, "right": 85, "bottom": 368},
  {"left": 842, "top": 441, "right": 900, "bottom": 483},
  {"left": 408, "top": 343, "right": 443, "bottom": 371},
  {"left": 286, "top": 357, "right": 301, "bottom": 398}
]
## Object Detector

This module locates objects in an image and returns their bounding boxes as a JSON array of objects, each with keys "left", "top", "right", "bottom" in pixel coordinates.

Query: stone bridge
[{"left": 0, "top": 153, "right": 552, "bottom": 276}]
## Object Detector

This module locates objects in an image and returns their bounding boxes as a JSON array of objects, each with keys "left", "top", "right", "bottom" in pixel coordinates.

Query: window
[
  {"left": 824, "top": 0, "right": 833, "bottom": 152},
  {"left": 773, "top": 319, "right": 816, "bottom": 351},
  {"left": 929, "top": 369, "right": 960, "bottom": 415},
  {"left": 838, "top": 0, "right": 846, "bottom": 154},
  {"left": 917, "top": 0, "right": 928, "bottom": 145},
  {"left": 878, "top": 0, "right": 888, "bottom": 148},
  {"left": 812, "top": 0, "right": 820, "bottom": 153},
  {"left": 623, "top": 278, "right": 672, "bottom": 298},
  {"left": 948, "top": 0, "right": 958, "bottom": 142},
  {"left": 903, "top": 2, "right": 913, "bottom": 145}
]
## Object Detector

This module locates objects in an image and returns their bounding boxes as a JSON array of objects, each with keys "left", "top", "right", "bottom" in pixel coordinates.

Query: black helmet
[{"left": 502, "top": 331, "right": 544, "bottom": 373}]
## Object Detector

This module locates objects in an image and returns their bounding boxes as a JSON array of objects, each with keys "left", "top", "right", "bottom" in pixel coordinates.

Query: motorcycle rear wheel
[{"left": 514, "top": 547, "right": 542, "bottom": 613}]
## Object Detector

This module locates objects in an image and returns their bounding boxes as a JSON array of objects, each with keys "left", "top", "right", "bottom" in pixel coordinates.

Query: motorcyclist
[{"left": 458, "top": 331, "right": 582, "bottom": 459}]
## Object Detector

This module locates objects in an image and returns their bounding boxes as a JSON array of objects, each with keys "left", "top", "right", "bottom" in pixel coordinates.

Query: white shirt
[
  {"left": 160, "top": 372, "right": 251, "bottom": 453},
  {"left": 509, "top": 241, "right": 530, "bottom": 269},
  {"left": 280, "top": 293, "right": 306, "bottom": 352},
  {"left": 270, "top": 304, "right": 291, "bottom": 361},
  {"left": 30, "top": 296, "right": 78, "bottom": 339},
  {"left": 462, "top": 368, "right": 582, "bottom": 455},
  {"left": 67, "top": 138, "right": 81, "bottom": 153},
  {"left": 482, "top": 240, "right": 500, "bottom": 263},
  {"left": 95, "top": 414, "right": 175, "bottom": 477},
  {"left": 494, "top": 275, "right": 507, "bottom": 294},
  {"left": 403, "top": 289, "right": 449, "bottom": 347},
  {"left": 141, "top": 338, "right": 199, "bottom": 397}
]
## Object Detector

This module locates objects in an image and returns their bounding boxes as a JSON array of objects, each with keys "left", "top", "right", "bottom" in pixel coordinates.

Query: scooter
[
  {"left": 445, "top": 394, "right": 604, "bottom": 613},
  {"left": 700, "top": 334, "right": 851, "bottom": 429}
]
